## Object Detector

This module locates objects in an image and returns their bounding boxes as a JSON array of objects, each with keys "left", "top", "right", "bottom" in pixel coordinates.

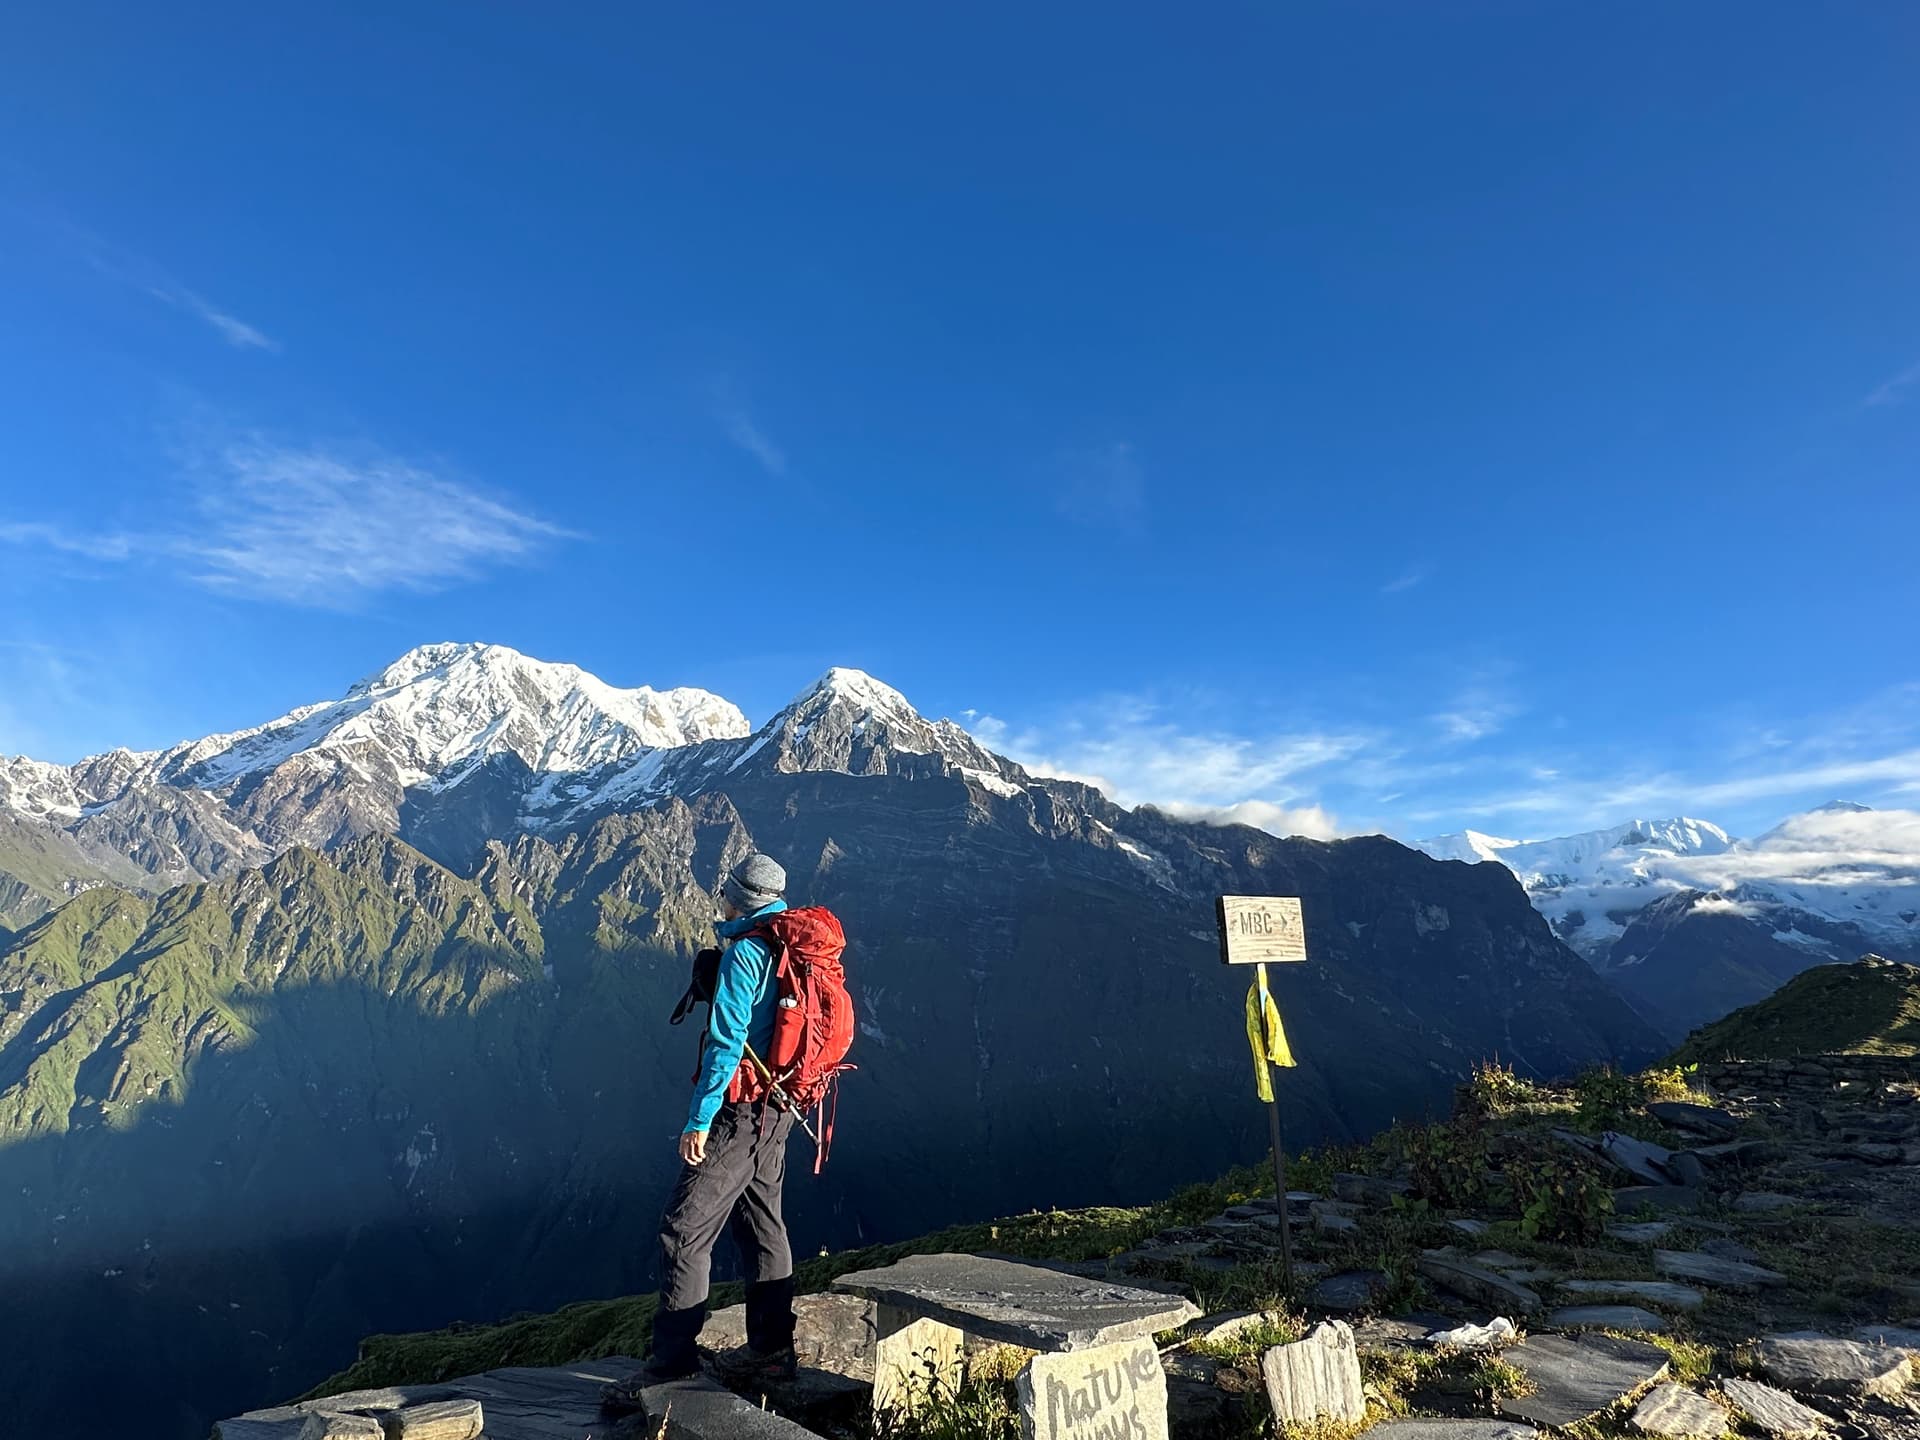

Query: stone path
[
  {"left": 1497, "top": 1333, "right": 1671, "bottom": 1428},
  {"left": 215, "top": 1358, "right": 649, "bottom": 1440}
]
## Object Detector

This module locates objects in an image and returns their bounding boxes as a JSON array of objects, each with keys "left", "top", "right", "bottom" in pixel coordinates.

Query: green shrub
[
  {"left": 1464, "top": 1059, "right": 1538, "bottom": 1117},
  {"left": 1508, "top": 1154, "right": 1614, "bottom": 1243},
  {"left": 1405, "top": 1117, "right": 1490, "bottom": 1208}
]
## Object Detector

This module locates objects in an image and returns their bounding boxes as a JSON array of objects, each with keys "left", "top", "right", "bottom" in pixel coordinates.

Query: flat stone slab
[
  {"left": 1559, "top": 1279, "right": 1706, "bottom": 1310},
  {"left": 833, "top": 1253, "right": 1199, "bottom": 1351},
  {"left": 1757, "top": 1335, "right": 1916, "bottom": 1399},
  {"left": 1498, "top": 1333, "right": 1671, "bottom": 1428},
  {"left": 1366, "top": 1423, "right": 1541, "bottom": 1440},
  {"left": 1610, "top": 1222, "right": 1678, "bottom": 1244},
  {"left": 1602, "top": 1132, "right": 1683, "bottom": 1185},
  {"left": 1857, "top": 1325, "right": 1920, "bottom": 1352},
  {"left": 1018, "top": 1336, "right": 1170, "bottom": 1440},
  {"left": 1550, "top": 1305, "right": 1668, "bottom": 1333},
  {"left": 1309, "top": 1270, "right": 1390, "bottom": 1313},
  {"left": 1418, "top": 1252, "right": 1543, "bottom": 1313},
  {"left": 1721, "top": 1378, "right": 1834, "bottom": 1438},
  {"left": 638, "top": 1374, "right": 824, "bottom": 1438},
  {"left": 216, "top": 1358, "right": 646, "bottom": 1440},
  {"left": 1648, "top": 1102, "right": 1740, "bottom": 1137},
  {"left": 1654, "top": 1249, "right": 1789, "bottom": 1290},
  {"left": 1734, "top": 1192, "right": 1800, "bottom": 1212},
  {"left": 1616, "top": 1186, "right": 1707, "bottom": 1213},
  {"left": 1261, "top": 1319, "right": 1366, "bottom": 1424},
  {"left": 1632, "top": 1382, "right": 1729, "bottom": 1438}
]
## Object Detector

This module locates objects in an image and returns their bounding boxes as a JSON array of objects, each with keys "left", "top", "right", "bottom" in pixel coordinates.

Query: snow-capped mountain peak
[{"left": 161, "top": 642, "right": 750, "bottom": 792}]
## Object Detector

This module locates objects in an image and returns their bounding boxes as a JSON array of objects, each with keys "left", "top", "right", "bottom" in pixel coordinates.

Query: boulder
[
  {"left": 702, "top": 1293, "right": 876, "bottom": 1381},
  {"left": 1498, "top": 1333, "right": 1672, "bottom": 1428},
  {"left": 1756, "top": 1335, "right": 1916, "bottom": 1400},
  {"left": 1418, "top": 1253, "right": 1544, "bottom": 1314},
  {"left": 1260, "top": 1320, "right": 1367, "bottom": 1425},
  {"left": 1653, "top": 1250, "right": 1788, "bottom": 1290},
  {"left": 1720, "top": 1379, "right": 1833, "bottom": 1438},
  {"left": 1548, "top": 1305, "right": 1667, "bottom": 1333},
  {"left": 1631, "top": 1382, "right": 1729, "bottom": 1438}
]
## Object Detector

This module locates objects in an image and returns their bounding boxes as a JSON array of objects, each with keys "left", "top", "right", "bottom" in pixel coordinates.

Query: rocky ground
[{"left": 303, "top": 1052, "right": 1918, "bottom": 1440}]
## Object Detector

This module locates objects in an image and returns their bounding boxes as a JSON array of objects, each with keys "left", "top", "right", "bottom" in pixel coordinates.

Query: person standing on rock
[{"left": 621, "top": 852, "right": 804, "bottom": 1394}]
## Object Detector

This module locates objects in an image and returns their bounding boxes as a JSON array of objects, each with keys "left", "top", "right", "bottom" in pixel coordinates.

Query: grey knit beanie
[{"left": 722, "top": 852, "right": 787, "bottom": 911}]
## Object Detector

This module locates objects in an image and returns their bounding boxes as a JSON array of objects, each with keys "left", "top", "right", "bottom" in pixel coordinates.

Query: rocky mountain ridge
[{"left": 0, "top": 646, "right": 1029, "bottom": 930}]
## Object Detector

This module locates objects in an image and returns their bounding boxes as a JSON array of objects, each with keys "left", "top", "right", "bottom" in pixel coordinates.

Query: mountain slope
[
  {"left": 1670, "top": 954, "right": 1920, "bottom": 1064},
  {"left": 0, "top": 718, "right": 1663, "bottom": 1439}
]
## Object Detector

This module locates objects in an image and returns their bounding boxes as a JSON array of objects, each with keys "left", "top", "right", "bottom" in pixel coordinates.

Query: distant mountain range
[
  {"left": 1418, "top": 804, "right": 1920, "bottom": 1035},
  {"left": 0, "top": 643, "right": 1662, "bottom": 1439}
]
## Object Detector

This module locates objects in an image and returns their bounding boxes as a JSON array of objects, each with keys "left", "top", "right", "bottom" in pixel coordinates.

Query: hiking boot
[
  {"left": 712, "top": 1343, "right": 799, "bottom": 1387},
  {"left": 600, "top": 1354, "right": 700, "bottom": 1412}
]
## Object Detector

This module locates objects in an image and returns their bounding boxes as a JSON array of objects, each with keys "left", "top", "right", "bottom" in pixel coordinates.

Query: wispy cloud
[
  {"left": 183, "top": 437, "right": 572, "bottom": 604},
  {"left": 1381, "top": 563, "right": 1430, "bottom": 595},
  {"left": 966, "top": 698, "right": 1357, "bottom": 840},
  {"left": 720, "top": 408, "right": 787, "bottom": 476},
  {"left": 1057, "top": 441, "right": 1147, "bottom": 530},
  {"left": 44, "top": 210, "right": 281, "bottom": 352},
  {"left": 0, "top": 522, "right": 135, "bottom": 561},
  {"left": 710, "top": 384, "right": 788, "bottom": 476},
  {"left": 1863, "top": 359, "right": 1920, "bottom": 409},
  {"left": 143, "top": 280, "right": 278, "bottom": 352},
  {"left": 1, "top": 434, "right": 570, "bottom": 609}
]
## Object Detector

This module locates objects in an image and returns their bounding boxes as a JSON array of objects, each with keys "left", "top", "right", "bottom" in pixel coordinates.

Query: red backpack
[{"left": 725, "top": 906, "right": 856, "bottom": 1171}]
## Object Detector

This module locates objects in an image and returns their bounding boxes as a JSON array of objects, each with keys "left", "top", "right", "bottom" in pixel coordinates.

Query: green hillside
[{"left": 1670, "top": 954, "right": 1920, "bottom": 1064}]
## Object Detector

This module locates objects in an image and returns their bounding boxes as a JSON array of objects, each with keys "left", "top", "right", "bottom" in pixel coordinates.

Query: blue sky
[{"left": 2, "top": 2, "right": 1916, "bottom": 843}]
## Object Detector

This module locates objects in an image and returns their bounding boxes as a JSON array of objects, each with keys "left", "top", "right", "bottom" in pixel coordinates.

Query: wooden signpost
[{"left": 1217, "top": 894, "right": 1307, "bottom": 1287}]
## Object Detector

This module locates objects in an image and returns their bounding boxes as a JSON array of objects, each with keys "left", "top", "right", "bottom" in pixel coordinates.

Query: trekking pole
[{"left": 740, "top": 1042, "right": 820, "bottom": 1145}]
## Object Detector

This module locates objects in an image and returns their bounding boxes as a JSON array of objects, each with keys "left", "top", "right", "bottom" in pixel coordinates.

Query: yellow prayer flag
[{"left": 1244, "top": 961, "right": 1296, "bottom": 1101}]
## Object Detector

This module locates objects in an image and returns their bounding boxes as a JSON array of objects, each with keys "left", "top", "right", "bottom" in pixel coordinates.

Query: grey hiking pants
[{"left": 652, "top": 1099, "right": 797, "bottom": 1365}]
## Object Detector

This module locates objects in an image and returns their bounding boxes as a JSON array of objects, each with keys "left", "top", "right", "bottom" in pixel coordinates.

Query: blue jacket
[{"left": 686, "top": 899, "right": 787, "bottom": 1134}]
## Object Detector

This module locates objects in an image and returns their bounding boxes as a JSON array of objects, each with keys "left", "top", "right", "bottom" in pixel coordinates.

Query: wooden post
[
  {"left": 1218, "top": 896, "right": 1308, "bottom": 1295},
  {"left": 1265, "top": 1050, "right": 1294, "bottom": 1290}
]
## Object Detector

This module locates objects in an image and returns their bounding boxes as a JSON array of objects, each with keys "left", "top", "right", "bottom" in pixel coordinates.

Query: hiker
[{"left": 608, "top": 851, "right": 854, "bottom": 1402}]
